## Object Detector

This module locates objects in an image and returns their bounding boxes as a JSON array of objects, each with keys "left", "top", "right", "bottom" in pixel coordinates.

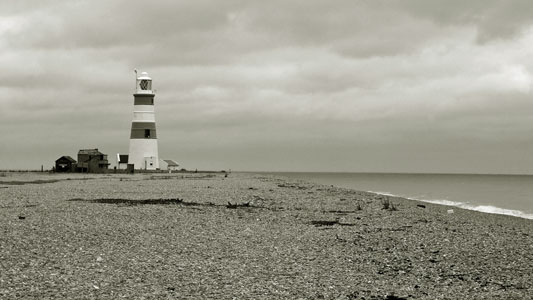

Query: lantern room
[{"left": 136, "top": 71, "right": 153, "bottom": 94}]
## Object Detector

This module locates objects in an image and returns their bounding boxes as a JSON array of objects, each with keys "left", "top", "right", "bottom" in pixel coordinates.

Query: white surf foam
[
  {"left": 368, "top": 191, "right": 533, "bottom": 220},
  {"left": 368, "top": 191, "right": 397, "bottom": 197}
]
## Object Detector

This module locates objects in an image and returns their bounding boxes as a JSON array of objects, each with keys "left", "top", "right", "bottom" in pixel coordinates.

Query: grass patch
[{"left": 381, "top": 197, "right": 398, "bottom": 211}]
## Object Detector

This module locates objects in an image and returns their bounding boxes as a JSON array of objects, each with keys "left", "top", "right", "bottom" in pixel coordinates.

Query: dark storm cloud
[{"left": 2, "top": 1, "right": 533, "bottom": 173}]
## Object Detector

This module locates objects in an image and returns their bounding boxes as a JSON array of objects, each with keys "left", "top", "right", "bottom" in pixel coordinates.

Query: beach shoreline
[
  {"left": 265, "top": 171, "right": 533, "bottom": 221},
  {"left": 1, "top": 172, "right": 532, "bottom": 299}
]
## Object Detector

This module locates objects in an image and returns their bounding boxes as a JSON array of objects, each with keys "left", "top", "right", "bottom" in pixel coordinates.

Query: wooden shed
[
  {"left": 77, "top": 149, "right": 110, "bottom": 173},
  {"left": 160, "top": 159, "right": 180, "bottom": 171},
  {"left": 117, "top": 154, "right": 129, "bottom": 170},
  {"left": 55, "top": 156, "right": 77, "bottom": 172}
]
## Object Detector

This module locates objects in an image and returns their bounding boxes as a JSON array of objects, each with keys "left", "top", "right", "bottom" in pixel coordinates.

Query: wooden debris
[
  {"left": 226, "top": 202, "right": 251, "bottom": 209},
  {"left": 309, "top": 220, "right": 357, "bottom": 227}
]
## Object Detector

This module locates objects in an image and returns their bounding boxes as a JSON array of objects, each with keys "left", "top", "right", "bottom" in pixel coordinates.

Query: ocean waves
[{"left": 369, "top": 190, "right": 533, "bottom": 220}]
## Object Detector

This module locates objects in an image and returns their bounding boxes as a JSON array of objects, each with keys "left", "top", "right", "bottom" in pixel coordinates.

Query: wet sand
[{"left": 1, "top": 172, "right": 532, "bottom": 299}]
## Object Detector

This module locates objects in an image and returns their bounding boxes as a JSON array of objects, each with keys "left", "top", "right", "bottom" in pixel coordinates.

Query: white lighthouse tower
[{"left": 128, "top": 71, "right": 159, "bottom": 170}]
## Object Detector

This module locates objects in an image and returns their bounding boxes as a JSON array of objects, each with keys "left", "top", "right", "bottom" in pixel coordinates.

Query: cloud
[
  {"left": 385, "top": 0, "right": 533, "bottom": 42},
  {"left": 2, "top": 1, "right": 533, "bottom": 173}
]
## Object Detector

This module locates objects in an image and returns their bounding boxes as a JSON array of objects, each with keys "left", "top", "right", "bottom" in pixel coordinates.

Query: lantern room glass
[{"left": 139, "top": 80, "right": 152, "bottom": 91}]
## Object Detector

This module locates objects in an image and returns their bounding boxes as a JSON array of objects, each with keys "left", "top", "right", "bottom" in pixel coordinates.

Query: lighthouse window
[
  {"left": 140, "top": 80, "right": 150, "bottom": 90},
  {"left": 144, "top": 129, "right": 151, "bottom": 138}
]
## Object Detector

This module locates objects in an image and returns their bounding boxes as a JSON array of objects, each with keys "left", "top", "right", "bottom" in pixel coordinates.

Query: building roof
[
  {"left": 163, "top": 159, "right": 179, "bottom": 166},
  {"left": 78, "top": 149, "right": 103, "bottom": 155},
  {"left": 56, "top": 156, "right": 77, "bottom": 163}
]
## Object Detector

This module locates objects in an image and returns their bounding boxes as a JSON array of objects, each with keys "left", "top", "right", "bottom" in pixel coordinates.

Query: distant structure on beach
[
  {"left": 76, "top": 149, "right": 110, "bottom": 173},
  {"left": 160, "top": 159, "right": 180, "bottom": 171},
  {"left": 53, "top": 72, "right": 179, "bottom": 173},
  {"left": 54, "top": 149, "right": 109, "bottom": 173},
  {"left": 116, "top": 154, "right": 129, "bottom": 170},
  {"left": 55, "top": 156, "right": 77, "bottom": 172},
  {"left": 127, "top": 71, "right": 159, "bottom": 170}
]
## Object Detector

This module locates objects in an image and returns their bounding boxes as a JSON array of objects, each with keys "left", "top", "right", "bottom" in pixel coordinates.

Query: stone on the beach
[{"left": 447, "top": 209, "right": 454, "bottom": 214}]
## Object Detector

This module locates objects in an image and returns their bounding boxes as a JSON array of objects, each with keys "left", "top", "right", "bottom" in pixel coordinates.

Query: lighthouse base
[{"left": 128, "top": 139, "right": 159, "bottom": 170}]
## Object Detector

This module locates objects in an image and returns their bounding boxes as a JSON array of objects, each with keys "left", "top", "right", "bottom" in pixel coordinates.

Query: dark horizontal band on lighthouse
[
  {"left": 134, "top": 97, "right": 155, "bottom": 106},
  {"left": 130, "top": 122, "right": 157, "bottom": 139}
]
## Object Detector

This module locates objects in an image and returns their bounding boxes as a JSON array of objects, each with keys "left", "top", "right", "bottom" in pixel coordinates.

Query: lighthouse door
[{"left": 143, "top": 157, "right": 156, "bottom": 170}]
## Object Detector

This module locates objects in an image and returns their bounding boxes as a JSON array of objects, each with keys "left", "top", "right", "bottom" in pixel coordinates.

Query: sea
[{"left": 270, "top": 172, "right": 533, "bottom": 220}]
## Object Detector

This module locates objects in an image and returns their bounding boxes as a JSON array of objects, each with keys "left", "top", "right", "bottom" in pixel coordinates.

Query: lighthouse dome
[{"left": 138, "top": 72, "right": 151, "bottom": 80}]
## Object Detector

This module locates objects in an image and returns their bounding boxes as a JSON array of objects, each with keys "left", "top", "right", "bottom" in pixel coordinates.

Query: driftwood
[
  {"left": 69, "top": 198, "right": 185, "bottom": 206},
  {"left": 226, "top": 202, "right": 251, "bottom": 209},
  {"left": 310, "top": 220, "right": 356, "bottom": 227},
  {"left": 325, "top": 210, "right": 360, "bottom": 214}
]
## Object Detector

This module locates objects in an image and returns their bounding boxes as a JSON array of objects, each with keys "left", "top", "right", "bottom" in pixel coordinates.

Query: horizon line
[{"left": 2, "top": 169, "right": 533, "bottom": 177}]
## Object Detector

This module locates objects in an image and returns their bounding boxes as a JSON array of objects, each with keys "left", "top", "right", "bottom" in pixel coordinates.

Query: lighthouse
[{"left": 128, "top": 71, "right": 159, "bottom": 170}]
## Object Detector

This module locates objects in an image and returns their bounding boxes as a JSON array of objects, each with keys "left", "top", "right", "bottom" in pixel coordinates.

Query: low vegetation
[{"left": 381, "top": 197, "right": 398, "bottom": 211}]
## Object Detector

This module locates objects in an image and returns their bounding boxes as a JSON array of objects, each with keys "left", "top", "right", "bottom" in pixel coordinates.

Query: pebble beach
[{"left": 1, "top": 172, "right": 532, "bottom": 299}]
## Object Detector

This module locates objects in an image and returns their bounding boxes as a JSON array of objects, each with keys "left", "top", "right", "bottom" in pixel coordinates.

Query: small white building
[
  {"left": 117, "top": 154, "right": 129, "bottom": 170},
  {"left": 160, "top": 159, "right": 179, "bottom": 171}
]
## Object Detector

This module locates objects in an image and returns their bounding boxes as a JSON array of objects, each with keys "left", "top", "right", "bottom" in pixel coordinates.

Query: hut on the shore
[
  {"left": 117, "top": 154, "right": 129, "bottom": 170},
  {"left": 55, "top": 156, "right": 77, "bottom": 172},
  {"left": 77, "top": 149, "right": 110, "bottom": 173},
  {"left": 160, "top": 159, "right": 179, "bottom": 171}
]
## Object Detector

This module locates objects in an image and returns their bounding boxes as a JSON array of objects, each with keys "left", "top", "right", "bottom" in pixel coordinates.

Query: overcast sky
[{"left": 2, "top": 0, "right": 533, "bottom": 173}]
